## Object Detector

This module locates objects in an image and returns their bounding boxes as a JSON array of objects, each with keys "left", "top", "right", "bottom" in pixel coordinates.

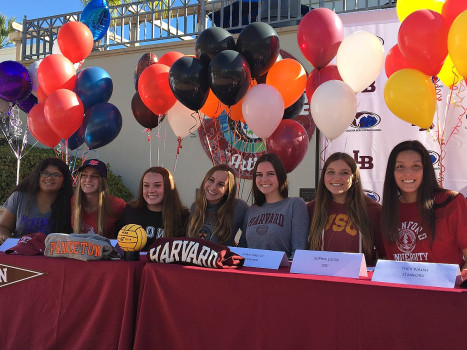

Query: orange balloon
[
  {"left": 200, "top": 90, "right": 226, "bottom": 118},
  {"left": 27, "top": 103, "right": 61, "bottom": 147},
  {"left": 138, "top": 64, "right": 176, "bottom": 115},
  {"left": 229, "top": 99, "right": 244, "bottom": 121},
  {"left": 158, "top": 51, "right": 185, "bottom": 67},
  {"left": 37, "top": 54, "right": 76, "bottom": 95},
  {"left": 266, "top": 58, "right": 307, "bottom": 108},
  {"left": 57, "top": 21, "right": 94, "bottom": 63}
]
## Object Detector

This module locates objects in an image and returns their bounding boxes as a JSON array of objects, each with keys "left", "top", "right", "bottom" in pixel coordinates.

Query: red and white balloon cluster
[{"left": 297, "top": 8, "right": 384, "bottom": 140}]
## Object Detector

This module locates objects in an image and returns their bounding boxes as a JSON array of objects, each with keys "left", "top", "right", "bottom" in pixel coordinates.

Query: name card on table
[
  {"left": 229, "top": 247, "right": 289, "bottom": 269},
  {"left": 0, "top": 238, "right": 19, "bottom": 252},
  {"left": 371, "top": 260, "right": 461, "bottom": 288},
  {"left": 290, "top": 250, "right": 367, "bottom": 278}
]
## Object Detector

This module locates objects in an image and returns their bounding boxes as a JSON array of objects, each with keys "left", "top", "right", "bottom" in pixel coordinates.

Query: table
[
  {"left": 133, "top": 263, "right": 467, "bottom": 350},
  {"left": 0, "top": 254, "right": 146, "bottom": 350}
]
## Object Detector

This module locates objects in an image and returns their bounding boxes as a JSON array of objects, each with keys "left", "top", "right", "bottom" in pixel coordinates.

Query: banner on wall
[{"left": 322, "top": 8, "right": 467, "bottom": 199}]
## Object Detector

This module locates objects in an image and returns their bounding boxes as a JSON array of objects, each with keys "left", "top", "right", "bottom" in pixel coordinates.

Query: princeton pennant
[{"left": 0, "top": 263, "right": 46, "bottom": 288}]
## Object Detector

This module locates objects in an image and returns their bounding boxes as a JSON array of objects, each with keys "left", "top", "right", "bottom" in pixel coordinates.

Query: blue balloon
[
  {"left": 67, "top": 113, "right": 90, "bottom": 150},
  {"left": 0, "top": 61, "right": 32, "bottom": 103},
  {"left": 75, "top": 67, "right": 113, "bottom": 111},
  {"left": 80, "top": 0, "right": 111, "bottom": 41},
  {"left": 85, "top": 103, "right": 122, "bottom": 149}
]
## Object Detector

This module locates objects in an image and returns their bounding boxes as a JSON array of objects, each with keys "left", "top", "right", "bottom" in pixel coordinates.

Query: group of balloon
[
  {"left": 0, "top": 0, "right": 116, "bottom": 150},
  {"left": 3, "top": 0, "right": 467, "bottom": 170},
  {"left": 384, "top": 0, "right": 467, "bottom": 129}
]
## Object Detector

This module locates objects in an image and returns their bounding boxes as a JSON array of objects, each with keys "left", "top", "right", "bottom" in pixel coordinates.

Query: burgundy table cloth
[
  {"left": 133, "top": 263, "right": 467, "bottom": 350},
  {"left": 0, "top": 254, "right": 146, "bottom": 350}
]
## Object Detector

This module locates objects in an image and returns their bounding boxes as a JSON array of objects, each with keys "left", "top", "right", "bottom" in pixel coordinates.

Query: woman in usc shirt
[
  {"left": 381, "top": 140, "right": 467, "bottom": 274},
  {"left": 116, "top": 167, "right": 189, "bottom": 251},
  {"left": 187, "top": 164, "right": 248, "bottom": 246},
  {"left": 71, "top": 159, "right": 126, "bottom": 239},
  {"left": 307, "top": 152, "right": 383, "bottom": 266},
  {"left": 239, "top": 153, "right": 309, "bottom": 259}
]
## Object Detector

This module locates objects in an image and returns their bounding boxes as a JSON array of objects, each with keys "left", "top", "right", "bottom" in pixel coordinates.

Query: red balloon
[
  {"left": 398, "top": 10, "right": 448, "bottom": 76},
  {"left": 442, "top": 0, "right": 467, "bottom": 27},
  {"left": 385, "top": 44, "right": 414, "bottom": 78},
  {"left": 158, "top": 51, "right": 185, "bottom": 67},
  {"left": 297, "top": 8, "right": 344, "bottom": 69},
  {"left": 27, "top": 103, "right": 61, "bottom": 147},
  {"left": 305, "top": 64, "right": 342, "bottom": 102},
  {"left": 37, "top": 54, "right": 76, "bottom": 95},
  {"left": 35, "top": 84, "right": 48, "bottom": 103},
  {"left": 44, "top": 89, "right": 84, "bottom": 139},
  {"left": 266, "top": 119, "right": 309, "bottom": 173},
  {"left": 57, "top": 21, "right": 94, "bottom": 63},
  {"left": 138, "top": 64, "right": 176, "bottom": 115}
]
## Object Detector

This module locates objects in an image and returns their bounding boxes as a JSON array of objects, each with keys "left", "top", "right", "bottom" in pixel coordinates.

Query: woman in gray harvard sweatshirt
[{"left": 239, "top": 153, "right": 309, "bottom": 259}]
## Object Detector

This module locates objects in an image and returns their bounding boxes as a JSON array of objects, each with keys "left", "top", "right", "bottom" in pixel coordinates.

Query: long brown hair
[
  {"left": 382, "top": 140, "right": 443, "bottom": 243},
  {"left": 308, "top": 152, "right": 374, "bottom": 261},
  {"left": 187, "top": 164, "right": 237, "bottom": 244},
  {"left": 252, "top": 153, "right": 288, "bottom": 206},
  {"left": 72, "top": 172, "right": 111, "bottom": 236},
  {"left": 131, "top": 167, "right": 188, "bottom": 237}
]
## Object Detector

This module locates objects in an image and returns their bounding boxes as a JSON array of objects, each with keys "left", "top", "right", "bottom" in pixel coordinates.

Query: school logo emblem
[
  {"left": 350, "top": 112, "right": 381, "bottom": 129},
  {"left": 428, "top": 151, "right": 440, "bottom": 166},
  {"left": 364, "top": 190, "right": 380, "bottom": 203},
  {"left": 0, "top": 264, "right": 46, "bottom": 288},
  {"left": 396, "top": 229, "right": 417, "bottom": 254}
]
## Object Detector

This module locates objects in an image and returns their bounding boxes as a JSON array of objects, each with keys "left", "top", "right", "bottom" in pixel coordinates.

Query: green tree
[{"left": 0, "top": 13, "right": 16, "bottom": 48}]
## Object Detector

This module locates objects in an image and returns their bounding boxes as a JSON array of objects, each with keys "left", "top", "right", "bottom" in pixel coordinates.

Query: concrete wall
[{"left": 26, "top": 26, "right": 317, "bottom": 207}]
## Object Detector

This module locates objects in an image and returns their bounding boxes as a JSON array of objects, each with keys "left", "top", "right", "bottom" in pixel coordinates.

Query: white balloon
[
  {"left": 27, "top": 60, "right": 42, "bottom": 92},
  {"left": 52, "top": 39, "right": 62, "bottom": 55},
  {"left": 166, "top": 100, "right": 201, "bottom": 139},
  {"left": 310, "top": 80, "right": 357, "bottom": 140},
  {"left": 242, "top": 84, "right": 284, "bottom": 139},
  {"left": 337, "top": 30, "right": 385, "bottom": 93}
]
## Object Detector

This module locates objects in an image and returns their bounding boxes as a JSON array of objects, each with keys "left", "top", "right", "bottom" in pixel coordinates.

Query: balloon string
[{"left": 173, "top": 137, "right": 182, "bottom": 174}]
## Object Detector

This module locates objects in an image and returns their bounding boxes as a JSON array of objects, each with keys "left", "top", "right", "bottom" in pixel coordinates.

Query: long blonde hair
[
  {"left": 72, "top": 173, "right": 110, "bottom": 236},
  {"left": 188, "top": 164, "right": 237, "bottom": 244},
  {"left": 308, "top": 152, "right": 374, "bottom": 261}
]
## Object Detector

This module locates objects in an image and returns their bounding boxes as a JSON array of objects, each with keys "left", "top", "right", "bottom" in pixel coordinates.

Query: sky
[{"left": 1, "top": 1, "right": 84, "bottom": 22}]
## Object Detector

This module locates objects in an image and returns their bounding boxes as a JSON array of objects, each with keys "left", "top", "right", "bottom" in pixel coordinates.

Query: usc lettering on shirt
[{"left": 326, "top": 214, "right": 357, "bottom": 236}]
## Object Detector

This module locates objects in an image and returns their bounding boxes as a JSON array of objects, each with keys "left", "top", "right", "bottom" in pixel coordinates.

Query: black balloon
[
  {"left": 134, "top": 52, "right": 158, "bottom": 90},
  {"left": 208, "top": 50, "right": 251, "bottom": 107},
  {"left": 195, "top": 27, "right": 236, "bottom": 67},
  {"left": 131, "top": 92, "right": 164, "bottom": 129},
  {"left": 236, "top": 22, "right": 280, "bottom": 78},
  {"left": 283, "top": 93, "right": 306, "bottom": 119},
  {"left": 169, "top": 57, "right": 210, "bottom": 111}
]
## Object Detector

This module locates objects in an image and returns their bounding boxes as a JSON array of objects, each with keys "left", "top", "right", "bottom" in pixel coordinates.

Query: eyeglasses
[{"left": 40, "top": 171, "right": 63, "bottom": 179}]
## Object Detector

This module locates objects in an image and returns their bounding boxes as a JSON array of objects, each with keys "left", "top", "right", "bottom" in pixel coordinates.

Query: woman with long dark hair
[
  {"left": 381, "top": 140, "right": 467, "bottom": 270},
  {"left": 117, "top": 166, "right": 189, "bottom": 251},
  {"left": 239, "top": 153, "right": 309, "bottom": 259},
  {"left": 0, "top": 157, "right": 73, "bottom": 243}
]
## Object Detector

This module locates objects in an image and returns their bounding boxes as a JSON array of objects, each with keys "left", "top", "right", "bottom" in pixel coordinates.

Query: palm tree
[{"left": 0, "top": 13, "right": 16, "bottom": 48}]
